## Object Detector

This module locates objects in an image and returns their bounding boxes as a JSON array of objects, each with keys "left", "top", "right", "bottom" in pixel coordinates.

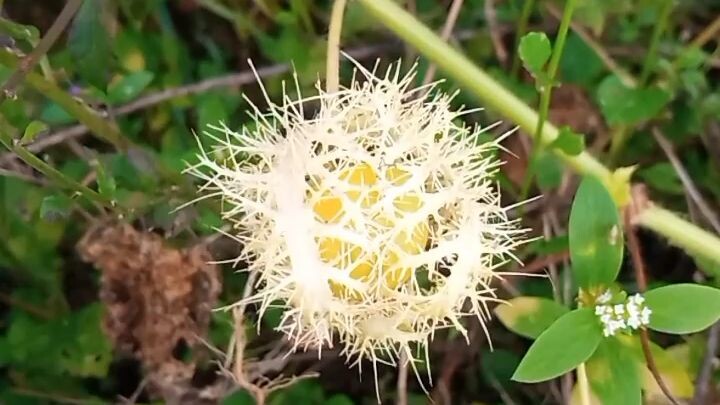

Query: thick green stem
[
  {"left": 357, "top": 0, "right": 720, "bottom": 265},
  {"left": 326, "top": 0, "right": 347, "bottom": 93},
  {"left": 521, "top": 0, "right": 577, "bottom": 198},
  {"left": 358, "top": 0, "right": 608, "bottom": 179},
  {"left": 510, "top": 0, "right": 536, "bottom": 77},
  {"left": 638, "top": 206, "right": 720, "bottom": 265}
]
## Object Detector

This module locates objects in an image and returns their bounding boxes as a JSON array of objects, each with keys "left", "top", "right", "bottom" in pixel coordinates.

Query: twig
[
  {"left": 0, "top": 0, "right": 84, "bottom": 104},
  {"left": 396, "top": 351, "right": 409, "bottom": 405},
  {"left": 520, "top": 250, "right": 570, "bottom": 274},
  {"left": 624, "top": 208, "right": 680, "bottom": 405},
  {"left": 421, "top": 0, "right": 464, "bottom": 86},
  {"left": 652, "top": 128, "right": 720, "bottom": 234},
  {"left": 693, "top": 321, "right": 720, "bottom": 405},
  {"left": 484, "top": 0, "right": 508, "bottom": 66}
]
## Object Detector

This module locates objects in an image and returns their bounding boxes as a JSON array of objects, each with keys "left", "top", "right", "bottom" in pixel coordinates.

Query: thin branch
[
  {"left": 652, "top": 128, "right": 720, "bottom": 234},
  {"left": 484, "top": 0, "right": 508, "bottom": 66},
  {"left": 422, "top": 0, "right": 464, "bottom": 86},
  {"left": 0, "top": 0, "right": 84, "bottom": 104},
  {"left": 624, "top": 209, "right": 680, "bottom": 405},
  {"left": 693, "top": 321, "right": 720, "bottom": 405}
]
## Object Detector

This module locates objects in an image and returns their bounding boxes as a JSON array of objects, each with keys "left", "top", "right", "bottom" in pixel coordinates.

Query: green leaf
[
  {"left": 0, "top": 18, "right": 40, "bottom": 43},
  {"left": 569, "top": 176, "right": 623, "bottom": 289},
  {"left": 550, "top": 126, "right": 585, "bottom": 156},
  {"left": 495, "top": 296, "right": 569, "bottom": 339},
  {"left": 95, "top": 162, "right": 117, "bottom": 200},
  {"left": 39, "top": 194, "right": 73, "bottom": 222},
  {"left": 222, "top": 390, "right": 254, "bottom": 405},
  {"left": 586, "top": 337, "right": 642, "bottom": 405},
  {"left": 644, "top": 283, "right": 720, "bottom": 334},
  {"left": 20, "top": 120, "right": 48, "bottom": 145},
  {"left": 512, "top": 308, "right": 603, "bottom": 383},
  {"left": 480, "top": 349, "right": 521, "bottom": 387},
  {"left": 68, "top": 0, "right": 112, "bottom": 87},
  {"left": 638, "top": 163, "right": 684, "bottom": 195},
  {"left": 560, "top": 33, "right": 604, "bottom": 85},
  {"left": 533, "top": 150, "right": 563, "bottom": 189},
  {"left": 597, "top": 75, "right": 671, "bottom": 125},
  {"left": 519, "top": 32, "right": 552, "bottom": 75},
  {"left": 107, "top": 71, "right": 154, "bottom": 104},
  {"left": 324, "top": 395, "right": 354, "bottom": 405}
]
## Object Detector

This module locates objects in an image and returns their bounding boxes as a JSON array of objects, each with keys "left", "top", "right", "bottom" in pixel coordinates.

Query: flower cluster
[
  {"left": 595, "top": 291, "right": 651, "bottom": 337},
  {"left": 185, "top": 59, "right": 526, "bottom": 384}
]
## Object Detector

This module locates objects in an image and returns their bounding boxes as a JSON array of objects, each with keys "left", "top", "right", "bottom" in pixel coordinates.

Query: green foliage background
[{"left": 1, "top": 0, "right": 720, "bottom": 404}]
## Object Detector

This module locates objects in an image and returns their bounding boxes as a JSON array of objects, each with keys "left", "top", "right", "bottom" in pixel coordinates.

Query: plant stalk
[{"left": 640, "top": 0, "right": 674, "bottom": 85}]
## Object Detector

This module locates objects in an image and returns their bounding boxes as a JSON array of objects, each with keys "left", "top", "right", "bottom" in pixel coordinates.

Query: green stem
[
  {"left": 520, "top": 0, "right": 577, "bottom": 199},
  {"left": 0, "top": 49, "right": 129, "bottom": 150},
  {"left": 577, "top": 363, "right": 592, "bottom": 405},
  {"left": 510, "top": 0, "right": 536, "bottom": 77},
  {"left": 638, "top": 206, "right": 720, "bottom": 265},
  {"left": 326, "top": 0, "right": 347, "bottom": 93},
  {"left": 640, "top": 0, "right": 674, "bottom": 85},
  {"left": 357, "top": 0, "right": 720, "bottom": 265}
]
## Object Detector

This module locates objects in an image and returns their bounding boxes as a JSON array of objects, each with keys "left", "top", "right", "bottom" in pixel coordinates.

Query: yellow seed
[{"left": 311, "top": 162, "right": 429, "bottom": 295}]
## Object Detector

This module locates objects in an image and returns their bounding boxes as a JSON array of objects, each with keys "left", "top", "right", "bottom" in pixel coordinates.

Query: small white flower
[
  {"left": 594, "top": 292, "right": 652, "bottom": 336},
  {"left": 597, "top": 290, "right": 612, "bottom": 304},
  {"left": 641, "top": 307, "right": 652, "bottom": 324}
]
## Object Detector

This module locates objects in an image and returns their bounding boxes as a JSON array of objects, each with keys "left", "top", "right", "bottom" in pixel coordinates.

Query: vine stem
[
  {"left": 576, "top": 363, "right": 591, "bottom": 405},
  {"left": 326, "top": 0, "right": 347, "bottom": 93},
  {"left": 356, "top": 0, "right": 720, "bottom": 266},
  {"left": 520, "top": 0, "right": 577, "bottom": 200}
]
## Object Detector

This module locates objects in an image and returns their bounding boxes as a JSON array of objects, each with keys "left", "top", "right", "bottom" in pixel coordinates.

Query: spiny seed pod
[{"left": 186, "top": 59, "right": 527, "bottom": 386}]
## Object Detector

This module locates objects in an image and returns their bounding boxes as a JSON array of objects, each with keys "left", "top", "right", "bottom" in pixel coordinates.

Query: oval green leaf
[
  {"left": 512, "top": 308, "right": 603, "bottom": 383},
  {"left": 569, "top": 175, "right": 623, "bottom": 289},
  {"left": 107, "top": 71, "right": 154, "bottom": 104},
  {"left": 586, "top": 337, "right": 642, "bottom": 405},
  {"left": 644, "top": 283, "right": 720, "bottom": 334},
  {"left": 597, "top": 75, "right": 671, "bottom": 125},
  {"left": 495, "top": 296, "right": 569, "bottom": 340},
  {"left": 519, "top": 32, "right": 551, "bottom": 75}
]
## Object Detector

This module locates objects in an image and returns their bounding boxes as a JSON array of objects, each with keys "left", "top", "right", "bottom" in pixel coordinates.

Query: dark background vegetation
[{"left": 0, "top": 0, "right": 719, "bottom": 404}]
